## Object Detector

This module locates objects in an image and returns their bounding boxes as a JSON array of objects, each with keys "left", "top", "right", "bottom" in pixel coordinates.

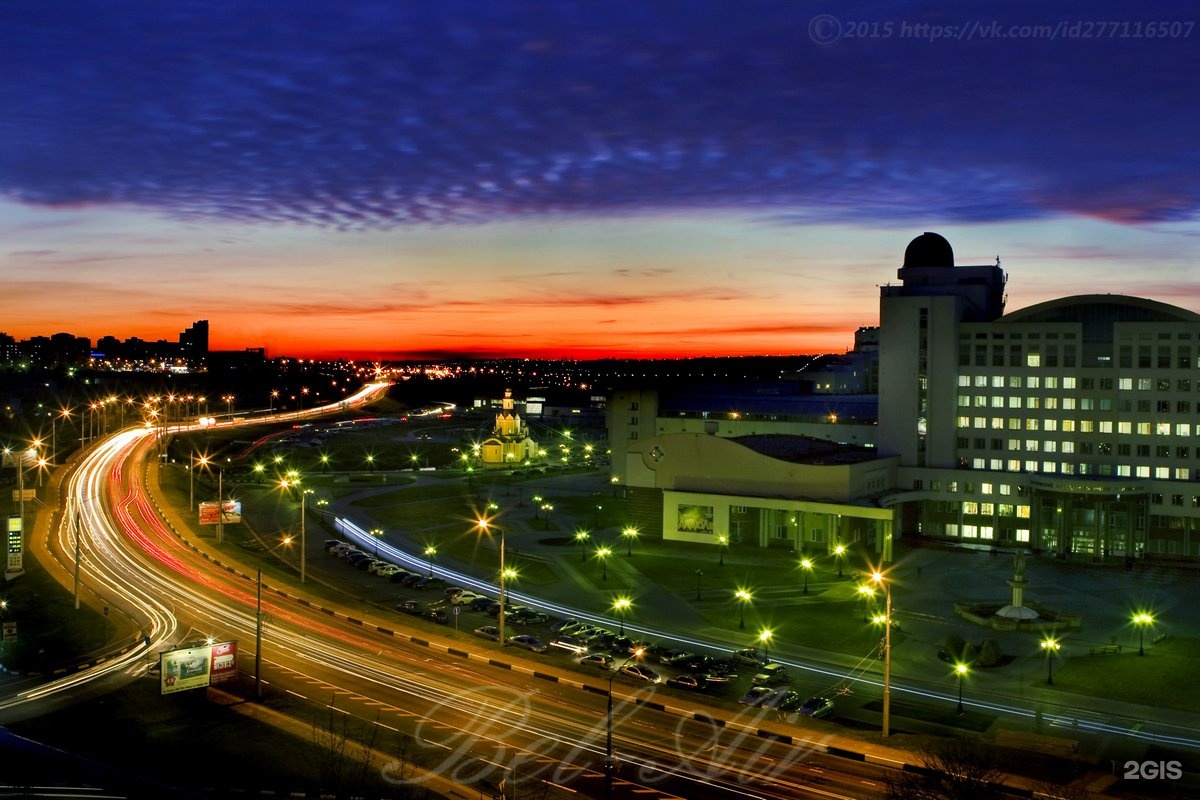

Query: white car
[{"left": 450, "top": 590, "right": 486, "bottom": 605}]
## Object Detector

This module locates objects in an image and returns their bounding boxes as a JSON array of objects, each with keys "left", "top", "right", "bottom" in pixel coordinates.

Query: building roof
[
  {"left": 729, "top": 434, "right": 879, "bottom": 465},
  {"left": 999, "top": 294, "right": 1200, "bottom": 343}
]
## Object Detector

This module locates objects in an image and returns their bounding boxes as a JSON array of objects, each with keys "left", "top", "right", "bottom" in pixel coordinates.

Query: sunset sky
[{"left": 3, "top": 2, "right": 1198, "bottom": 360}]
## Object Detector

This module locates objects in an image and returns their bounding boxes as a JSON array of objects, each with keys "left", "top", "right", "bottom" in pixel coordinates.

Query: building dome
[{"left": 903, "top": 232, "right": 954, "bottom": 268}]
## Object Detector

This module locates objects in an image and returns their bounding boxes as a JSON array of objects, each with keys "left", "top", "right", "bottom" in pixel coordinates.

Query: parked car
[
  {"left": 396, "top": 599, "right": 423, "bottom": 615},
  {"left": 468, "top": 595, "right": 494, "bottom": 612},
  {"left": 388, "top": 569, "right": 416, "bottom": 583},
  {"left": 732, "top": 647, "right": 765, "bottom": 666},
  {"left": 772, "top": 691, "right": 804, "bottom": 711},
  {"left": 619, "top": 664, "right": 661, "bottom": 683},
  {"left": 451, "top": 590, "right": 486, "bottom": 606},
  {"left": 506, "top": 634, "right": 548, "bottom": 653},
  {"left": 659, "top": 649, "right": 694, "bottom": 666},
  {"left": 474, "top": 625, "right": 500, "bottom": 641},
  {"left": 550, "top": 617, "right": 579, "bottom": 633},
  {"left": 549, "top": 635, "right": 590, "bottom": 655},
  {"left": 375, "top": 564, "right": 402, "bottom": 578},
  {"left": 665, "top": 674, "right": 708, "bottom": 691},
  {"left": 738, "top": 686, "right": 783, "bottom": 706},
  {"left": 425, "top": 608, "right": 449, "bottom": 624},
  {"left": 799, "top": 696, "right": 835, "bottom": 719},
  {"left": 579, "top": 653, "right": 615, "bottom": 670},
  {"left": 323, "top": 539, "right": 342, "bottom": 551},
  {"left": 509, "top": 608, "right": 551, "bottom": 625},
  {"left": 368, "top": 560, "right": 394, "bottom": 575},
  {"left": 399, "top": 572, "right": 424, "bottom": 587},
  {"left": 414, "top": 576, "right": 447, "bottom": 591},
  {"left": 751, "top": 663, "right": 789, "bottom": 686},
  {"left": 355, "top": 557, "right": 382, "bottom": 571}
]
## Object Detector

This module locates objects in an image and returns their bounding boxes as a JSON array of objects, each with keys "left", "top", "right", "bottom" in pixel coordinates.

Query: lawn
[{"left": 1050, "top": 636, "right": 1200, "bottom": 713}]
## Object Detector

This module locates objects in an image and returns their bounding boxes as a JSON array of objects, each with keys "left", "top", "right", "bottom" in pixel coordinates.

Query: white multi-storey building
[{"left": 881, "top": 232, "right": 1200, "bottom": 562}]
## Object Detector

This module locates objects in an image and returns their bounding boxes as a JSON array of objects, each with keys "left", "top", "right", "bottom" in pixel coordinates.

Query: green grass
[
  {"left": 1050, "top": 636, "right": 1200, "bottom": 713},
  {"left": 0, "top": 557, "right": 109, "bottom": 672}
]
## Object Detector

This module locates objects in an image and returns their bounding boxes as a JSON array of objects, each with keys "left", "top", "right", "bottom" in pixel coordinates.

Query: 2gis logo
[{"left": 1122, "top": 760, "right": 1183, "bottom": 780}]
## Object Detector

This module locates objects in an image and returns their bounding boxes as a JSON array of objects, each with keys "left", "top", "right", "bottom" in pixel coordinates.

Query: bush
[
  {"left": 977, "top": 638, "right": 1003, "bottom": 667},
  {"left": 944, "top": 633, "right": 967, "bottom": 661}
]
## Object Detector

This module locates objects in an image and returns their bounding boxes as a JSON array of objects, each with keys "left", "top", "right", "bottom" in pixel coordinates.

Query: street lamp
[
  {"left": 621, "top": 526, "right": 638, "bottom": 557},
  {"left": 596, "top": 545, "right": 612, "bottom": 581},
  {"left": 870, "top": 568, "right": 893, "bottom": 738},
  {"left": 191, "top": 454, "right": 211, "bottom": 512},
  {"left": 799, "top": 556, "right": 813, "bottom": 595},
  {"left": 1040, "top": 635, "right": 1060, "bottom": 685},
  {"left": 717, "top": 533, "right": 728, "bottom": 566},
  {"left": 368, "top": 527, "right": 384, "bottom": 557},
  {"left": 955, "top": 662, "right": 969, "bottom": 715},
  {"left": 1133, "top": 611, "right": 1154, "bottom": 656},
  {"left": 695, "top": 568, "right": 704, "bottom": 601},
  {"left": 612, "top": 596, "right": 632, "bottom": 635},
  {"left": 476, "top": 519, "right": 507, "bottom": 645},
  {"left": 833, "top": 543, "right": 846, "bottom": 577},
  {"left": 424, "top": 545, "right": 437, "bottom": 577},
  {"left": 735, "top": 588, "right": 752, "bottom": 630},
  {"left": 757, "top": 628, "right": 773, "bottom": 663},
  {"left": 575, "top": 529, "right": 590, "bottom": 563},
  {"left": 607, "top": 648, "right": 646, "bottom": 800},
  {"left": 256, "top": 535, "right": 294, "bottom": 700},
  {"left": 300, "top": 488, "right": 313, "bottom": 584}
]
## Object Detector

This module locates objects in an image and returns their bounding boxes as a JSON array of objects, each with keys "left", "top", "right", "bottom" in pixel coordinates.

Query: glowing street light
[
  {"left": 955, "top": 662, "right": 969, "bottom": 715},
  {"left": 833, "top": 543, "right": 846, "bottom": 577},
  {"left": 717, "top": 533, "right": 728, "bottom": 566},
  {"left": 870, "top": 568, "right": 893, "bottom": 737},
  {"left": 1133, "top": 611, "right": 1155, "bottom": 656},
  {"left": 799, "top": 556, "right": 813, "bottom": 595},
  {"left": 368, "top": 527, "right": 383, "bottom": 556},
  {"left": 574, "top": 529, "right": 591, "bottom": 562},
  {"left": 1040, "top": 635, "right": 1061, "bottom": 685},
  {"left": 735, "top": 587, "right": 752, "bottom": 630},
  {"left": 611, "top": 596, "right": 632, "bottom": 635},
  {"left": 596, "top": 545, "right": 612, "bottom": 581},
  {"left": 621, "top": 526, "right": 639, "bottom": 557},
  {"left": 424, "top": 545, "right": 437, "bottom": 578},
  {"left": 757, "top": 628, "right": 773, "bottom": 663},
  {"left": 476, "top": 518, "right": 508, "bottom": 645}
]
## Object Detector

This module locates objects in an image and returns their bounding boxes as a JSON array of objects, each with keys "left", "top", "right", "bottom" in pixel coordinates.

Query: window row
[
  {"left": 957, "top": 416, "right": 1195, "bottom": 436},
  {"left": 958, "top": 375, "right": 1197, "bottom": 393}
]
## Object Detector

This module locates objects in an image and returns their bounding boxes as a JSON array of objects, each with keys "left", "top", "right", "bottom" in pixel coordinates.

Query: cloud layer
[{"left": 2, "top": 1, "right": 1196, "bottom": 230}]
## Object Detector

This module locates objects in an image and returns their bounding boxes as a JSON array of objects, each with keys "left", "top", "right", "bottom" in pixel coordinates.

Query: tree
[
  {"left": 883, "top": 739, "right": 1004, "bottom": 799},
  {"left": 944, "top": 633, "right": 966, "bottom": 661},
  {"left": 977, "top": 638, "right": 1003, "bottom": 667}
]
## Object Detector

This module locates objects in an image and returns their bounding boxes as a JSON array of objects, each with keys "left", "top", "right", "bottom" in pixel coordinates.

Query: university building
[{"left": 610, "top": 232, "right": 1200, "bottom": 564}]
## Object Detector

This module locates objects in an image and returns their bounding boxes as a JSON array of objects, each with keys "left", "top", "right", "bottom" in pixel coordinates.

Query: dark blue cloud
[{"left": 1, "top": 0, "right": 1196, "bottom": 228}]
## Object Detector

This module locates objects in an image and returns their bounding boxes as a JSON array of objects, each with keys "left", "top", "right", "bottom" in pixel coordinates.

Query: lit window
[
  {"left": 1063, "top": 377, "right": 1076, "bottom": 389},
  {"left": 1100, "top": 421, "right": 1113, "bottom": 433},
  {"left": 1016, "top": 506, "right": 1030, "bottom": 518},
  {"left": 1025, "top": 439, "right": 1040, "bottom": 452},
  {"left": 981, "top": 482, "right": 993, "bottom": 494},
  {"left": 958, "top": 375, "right": 970, "bottom": 387},
  {"left": 1155, "top": 467, "right": 1169, "bottom": 479},
  {"left": 1136, "top": 466, "right": 1150, "bottom": 478},
  {"left": 980, "top": 527, "right": 994, "bottom": 540},
  {"left": 1044, "top": 377, "right": 1058, "bottom": 389},
  {"left": 1025, "top": 460, "right": 1038, "bottom": 471},
  {"left": 1042, "top": 461, "right": 1056, "bottom": 472},
  {"left": 1026, "top": 376, "right": 1040, "bottom": 388},
  {"left": 1118, "top": 421, "right": 1132, "bottom": 434},
  {"left": 1008, "top": 459, "right": 1021, "bottom": 471},
  {"left": 1063, "top": 398, "right": 1076, "bottom": 410},
  {"left": 1117, "top": 465, "right": 1131, "bottom": 477},
  {"left": 1062, "top": 420, "right": 1075, "bottom": 432},
  {"left": 1015, "top": 529, "right": 1030, "bottom": 542},
  {"left": 1119, "top": 377, "right": 1133, "bottom": 390},
  {"left": 981, "top": 503, "right": 994, "bottom": 515},
  {"left": 1044, "top": 419, "right": 1057, "bottom": 431}
]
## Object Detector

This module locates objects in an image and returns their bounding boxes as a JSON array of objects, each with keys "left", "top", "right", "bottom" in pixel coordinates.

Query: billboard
[
  {"left": 198, "top": 499, "right": 242, "bottom": 525},
  {"left": 160, "top": 644, "right": 211, "bottom": 694},
  {"left": 7, "top": 515, "right": 22, "bottom": 574},
  {"left": 209, "top": 640, "right": 238, "bottom": 684},
  {"left": 160, "top": 640, "right": 238, "bottom": 694}
]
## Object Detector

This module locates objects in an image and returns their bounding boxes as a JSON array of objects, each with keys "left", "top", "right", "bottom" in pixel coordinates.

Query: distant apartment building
[{"left": 611, "top": 232, "right": 1200, "bottom": 565}]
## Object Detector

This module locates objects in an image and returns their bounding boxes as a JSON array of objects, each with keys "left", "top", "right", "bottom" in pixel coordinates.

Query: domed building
[{"left": 479, "top": 389, "right": 538, "bottom": 468}]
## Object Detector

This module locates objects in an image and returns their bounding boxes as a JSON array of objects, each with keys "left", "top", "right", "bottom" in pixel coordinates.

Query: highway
[{"left": 1, "top": 382, "right": 1067, "bottom": 798}]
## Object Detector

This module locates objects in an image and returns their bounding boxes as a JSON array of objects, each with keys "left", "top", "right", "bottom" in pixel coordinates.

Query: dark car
[
  {"left": 679, "top": 654, "right": 716, "bottom": 673},
  {"left": 799, "top": 696, "right": 835, "bottom": 719},
  {"left": 388, "top": 569, "right": 416, "bottom": 583},
  {"left": 506, "top": 634, "right": 548, "bottom": 653},
  {"left": 619, "top": 664, "right": 660, "bottom": 683},
  {"left": 550, "top": 617, "right": 579, "bottom": 633},
  {"left": 400, "top": 572, "right": 424, "bottom": 587},
  {"left": 396, "top": 599, "right": 422, "bottom": 615},
  {"left": 474, "top": 625, "right": 500, "bottom": 641},
  {"left": 738, "top": 686, "right": 782, "bottom": 706},
  {"left": 579, "top": 653, "right": 615, "bottom": 670},
  {"left": 468, "top": 595, "right": 494, "bottom": 612},
  {"left": 425, "top": 608, "right": 449, "bottom": 624},
  {"left": 414, "top": 576, "right": 447, "bottom": 591},
  {"left": 732, "top": 647, "right": 764, "bottom": 666},
  {"left": 509, "top": 609, "right": 550, "bottom": 625},
  {"left": 323, "top": 539, "right": 341, "bottom": 551},
  {"left": 666, "top": 674, "right": 707, "bottom": 692},
  {"left": 659, "top": 649, "right": 694, "bottom": 666}
]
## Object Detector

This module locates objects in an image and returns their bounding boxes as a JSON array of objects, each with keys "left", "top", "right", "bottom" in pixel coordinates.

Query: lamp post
[
  {"left": 834, "top": 543, "right": 846, "bottom": 578},
  {"left": 300, "top": 488, "right": 313, "bottom": 584},
  {"left": 476, "top": 519, "right": 507, "bottom": 645},
  {"left": 596, "top": 545, "right": 612, "bottom": 581},
  {"left": 799, "top": 557, "right": 813, "bottom": 595},
  {"left": 1133, "top": 611, "right": 1154, "bottom": 656},
  {"left": 369, "top": 527, "right": 383, "bottom": 557},
  {"left": 717, "top": 533, "right": 728, "bottom": 566},
  {"left": 955, "top": 662, "right": 969, "bottom": 715},
  {"left": 190, "top": 453, "right": 210, "bottom": 511},
  {"left": 612, "top": 596, "right": 632, "bottom": 635},
  {"left": 256, "top": 535, "right": 294, "bottom": 700},
  {"left": 870, "top": 569, "right": 892, "bottom": 737},
  {"left": 758, "top": 628, "right": 773, "bottom": 663},
  {"left": 424, "top": 545, "right": 437, "bottom": 578},
  {"left": 695, "top": 568, "right": 704, "bottom": 601},
  {"left": 735, "top": 588, "right": 752, "bottom": 630},
  {"left": 1040, "top": 635, "right": 1060, "bottom": 685},
  {"left": 575, "top": 529, "right": 590, "bottom": 562},
  {"left": 621, "top": 526, "right": 638, "bottom": 557},
  {"left": 607, "top": 648, "right": 646, "bottom": 800}
]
